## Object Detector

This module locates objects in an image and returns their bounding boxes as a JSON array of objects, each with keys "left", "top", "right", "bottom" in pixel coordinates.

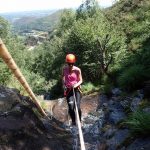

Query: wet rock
[
  {"left": 108, "top": 100, "right": 124, "bottom": 112},
  {"left": 137, "top": 90, "right": 144, "bottom": 99},
  {"left": 130, "top": 97, "right": 142, "bottom": 112},
  {"left": 126, "top": 137, "right": 150, "bottom": 150},
  {"left": 120, "top": 99, "right": 131, "bottom": 109},
  {"left": 97, "top": 141, "right": 108, "bottom": 150},
  {"left": 106, "top": 129, "right": 130, "bottom": 150},
  {"left": 89, "top": 121, "right": 100, "bottom": 136},
  {"left": 109, "top": 110, "right": 126, "bottom": 124},
  {"left": 106, "top": 99, "right": 126, "bottom": 124},
  {"left": 143, "top": 107, "right": 150, "bottom": 113},
  {"left": 103, "top": 127, "right": 117, "bottom": 139},
  {"left": 83, "top": 109, "right": 104, "bottom": 135},
  {"left": 112, "top": 88, "right": 122, "bottom": 96},
  {"left": 99, "top": 94, "right": 109, "bottom": 106}
]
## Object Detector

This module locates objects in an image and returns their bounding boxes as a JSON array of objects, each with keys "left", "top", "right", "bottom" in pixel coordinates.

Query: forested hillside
[
  {"left": 0, "top": 0, "right": 150, "bottom": 98},
  {"left": 13, "top": 10, "right": 63, "bottom": 33}
]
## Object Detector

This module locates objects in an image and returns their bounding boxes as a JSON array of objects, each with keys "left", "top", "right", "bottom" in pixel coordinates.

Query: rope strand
[{"left": 73, "top": 88, "right": 86, "bottom": 150}]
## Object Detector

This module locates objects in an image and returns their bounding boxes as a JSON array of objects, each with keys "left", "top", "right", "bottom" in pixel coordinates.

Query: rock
[
  {"left": 0, "top": 86, "right": 72, "bottom": 150},
  {"left": 108, "top": 100, "right": 124, "bottom": 111},
  {"left": 106, "top": 129, "right": 130, "bottom": 150},
  {"left": 97, "top": 141, "right": 108, "bottom": 150},
  {"left": 103, "top": 127, "right": 117, "bottom": 139},
  {"left": 107, "top": 100, "right": 126, "bottom": 124},
  {"left": 112, "top": 88, "right": 122, "bottom": 96},
  {"left": 98, "top": 94, "right": 109, "bottom": 109},
  {"left": 109, "top": 110, "right": 126, "bottom": 124},
  {"left": 120, "top": 99, "right": 131, "bottom": 109},
  {"left": 137, "top": 90, "right": 144, "bottom": 99},
  {"left": 126, "top": 137, "right": 150, "bottom": 150},
  {"left": 89, "top": 121, "right": 100, "bottom": 136},
  {"left": 0, "top": 86, "right": 21, "bottom": 112},
  {"left": 130, "top": 97, "right": 142, "bottom": 112},
  {"left": 143, "top": 107, "right": 150, "bottom": 113}
]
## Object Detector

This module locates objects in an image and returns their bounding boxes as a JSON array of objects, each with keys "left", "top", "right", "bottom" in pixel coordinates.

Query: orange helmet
[{"left": 65, "top": 54, "right": 76, "bottom": 63}]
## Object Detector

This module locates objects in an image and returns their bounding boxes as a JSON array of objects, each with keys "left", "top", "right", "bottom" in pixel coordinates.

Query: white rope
[{"left": 73, "top": 88, "right": 86, "bottom": 150}]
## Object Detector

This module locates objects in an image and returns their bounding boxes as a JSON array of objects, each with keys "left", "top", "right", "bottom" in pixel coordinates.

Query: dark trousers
[{"left": 66, "top": 88, "right": 82, "bottom": 124}]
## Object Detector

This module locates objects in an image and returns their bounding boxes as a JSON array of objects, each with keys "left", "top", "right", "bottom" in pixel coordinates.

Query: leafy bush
[
  {"left": 22, "top": 70, "right": 46, "bottom": 94},
  {"left": 82, "top": 82, "right": 100, "bottom": 94},
  {"left": 50, "top": 79, "right": 63, "bottom": 99},
  {"left": 0, "top": 63, "right": 11, "bottom": 85},
  {"left": 125, "top": 110, "right": 150, "bottom": 136},
  {"left": 6, "top": 70, "right": 47, "bottom": 95},
  {"left": 118, "top": 64, "right": 146, "bottom": 90},
  {"left": 100, "top": 83, "right": 113, "bottom": 95}
]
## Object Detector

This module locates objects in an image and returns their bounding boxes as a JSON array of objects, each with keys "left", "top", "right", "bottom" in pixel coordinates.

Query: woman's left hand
[{"left": 73, "top": 84, "right": 78, "bottom": 88}]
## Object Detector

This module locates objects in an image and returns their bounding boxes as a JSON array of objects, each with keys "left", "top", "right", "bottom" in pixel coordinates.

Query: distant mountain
[
  {"left": 12, "top": 10, "right": 63, "bottom": 33},
  {"left": 0, "top": 10, "right": 57, "bottom": 23}
]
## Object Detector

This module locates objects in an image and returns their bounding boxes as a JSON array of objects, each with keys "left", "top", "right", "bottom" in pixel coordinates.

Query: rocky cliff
[{"left": 0, "top": 86, "right": 72, "bottom": 150}]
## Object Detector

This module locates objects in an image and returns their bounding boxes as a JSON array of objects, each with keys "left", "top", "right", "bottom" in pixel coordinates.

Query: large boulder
[{"left": 0, "top": 86, "right": 72, "bottom": 150}]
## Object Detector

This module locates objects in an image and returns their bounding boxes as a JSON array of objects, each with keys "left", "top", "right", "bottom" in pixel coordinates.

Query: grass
[{"left": 125, "top": 110, "right": 150, "bottom": 136}]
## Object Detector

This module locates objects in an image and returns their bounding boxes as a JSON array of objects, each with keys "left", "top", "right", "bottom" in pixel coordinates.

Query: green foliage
[
  {"left": 64, "top": 9, "right": 126, "bottom": 81},
  {"left": 57, "top": 9, "right": 76, "bottom": 34},
  {"left": 82, "top": 82, "right": 100, "bottom": 94},
  {"left": 100, "top": 83, "right": 113, "bottom": 95},
  {"left": 0, "top": 63, "right": 11, "bottom": 85},
  {"left": 125, "top": 110, "right": 150, "bottom": 136},
  {"left": 118, "top": 64, "right": 146, "bottom": 90},
  {"left": 50, "top": 79, "right": 63, "bottom": 99},
  {"left": 65, "top": 18, "right": 98, "bottom": 81},
  {"left": 5, "top": 69, "right": 46, "bottom": 95},
  {"left": 1, "top": 0, "right": 150, "bottom": 98},
  {"left": 22, "top": 70, "right": 46, "bottom": 94},
  {"left": 0, "top": 16, "right": 10, "bottom": 39},
  {"left": 104, "top": 0, "right": 150, "bottom": 91},
  {"left": 0, "top": 34, "right": 29, "bottom": 86},
  {"left": 76, "top": 0, "right": 99, "bottom": 20},
  {"left": 32, "top": 36, "right": 64, "bottom": 80},
  {"left": 6, "top": 36, "right": 28, "bottom": 67}
]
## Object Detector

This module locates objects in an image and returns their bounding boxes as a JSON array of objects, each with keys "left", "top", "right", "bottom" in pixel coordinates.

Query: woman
[{"left": 62, "top": 54, "right": 83, "bottom": 126}]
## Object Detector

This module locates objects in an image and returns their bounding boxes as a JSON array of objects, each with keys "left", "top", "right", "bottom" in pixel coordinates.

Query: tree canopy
[{"left": 0, "top": 0, "right": 150, "bottom": 97}]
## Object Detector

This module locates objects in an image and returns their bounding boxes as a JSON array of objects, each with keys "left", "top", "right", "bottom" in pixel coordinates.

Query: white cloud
[{"left": 0, "top": 0, "right": 113, "bottom": 13}]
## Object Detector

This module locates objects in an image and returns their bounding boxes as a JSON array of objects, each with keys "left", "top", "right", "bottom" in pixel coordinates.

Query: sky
[{"left": 0, "top": 0, "right": 114, "bottom": 13}]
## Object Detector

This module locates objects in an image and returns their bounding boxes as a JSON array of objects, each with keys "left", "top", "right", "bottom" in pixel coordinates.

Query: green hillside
[
  {"left": 105, "top": 0, "right": 150, "bottom": 51},
  {"left": 13, "top": 10, "right": 63, "bottom": 33}
]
